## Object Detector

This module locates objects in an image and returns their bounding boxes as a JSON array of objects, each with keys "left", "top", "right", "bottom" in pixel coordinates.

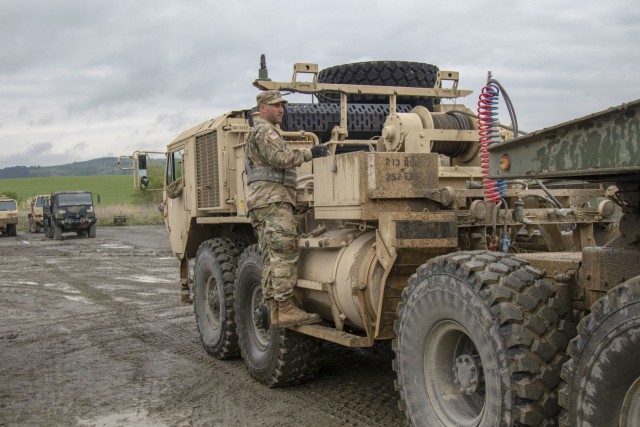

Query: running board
[{"left": 288, "top": 324, "right": 370, "bottom": 347}]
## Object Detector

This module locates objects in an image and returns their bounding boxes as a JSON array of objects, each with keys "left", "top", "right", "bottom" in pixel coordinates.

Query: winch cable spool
[
  {"left": 430, "top": 111, "right": 475, "bottom": 157},
  {"left": 477, "top": 77, "right": 517, "bottom": 202}
]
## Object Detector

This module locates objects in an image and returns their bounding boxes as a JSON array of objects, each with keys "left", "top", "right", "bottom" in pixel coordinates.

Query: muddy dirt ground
[{"left": 0, "top": 225, "right": 404, "bottom": 427}]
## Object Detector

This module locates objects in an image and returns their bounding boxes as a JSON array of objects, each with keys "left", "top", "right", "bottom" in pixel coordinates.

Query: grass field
[
  {"left": 0, "top": 175, "right": 165, "bottom": 229},
  {"left": 0, "top": 175, "right": 137, "bottom": 205}
]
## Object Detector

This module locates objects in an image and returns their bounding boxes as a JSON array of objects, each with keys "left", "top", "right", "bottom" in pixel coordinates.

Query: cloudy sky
[{"left": 1, "top": 0, "right": 638, "bottom": 169}]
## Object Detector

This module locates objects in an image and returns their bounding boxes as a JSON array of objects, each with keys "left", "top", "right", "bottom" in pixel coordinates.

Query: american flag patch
[{"left": 269, "top": 132, "right": 279, "bottom": 140}]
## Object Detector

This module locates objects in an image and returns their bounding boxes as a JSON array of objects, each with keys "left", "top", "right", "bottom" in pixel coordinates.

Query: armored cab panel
[{"left": 313, "top": 151, "right": 440, "bottom": 220}]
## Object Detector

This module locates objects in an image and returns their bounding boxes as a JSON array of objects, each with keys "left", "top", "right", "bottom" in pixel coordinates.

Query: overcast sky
[{"left": 1, "top": 0, "right": 638, "bottom": 169}]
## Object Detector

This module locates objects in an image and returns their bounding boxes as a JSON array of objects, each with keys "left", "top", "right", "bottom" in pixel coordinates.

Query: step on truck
[{"left": 154, "top": 57, "right": 639, "bottom": 426}]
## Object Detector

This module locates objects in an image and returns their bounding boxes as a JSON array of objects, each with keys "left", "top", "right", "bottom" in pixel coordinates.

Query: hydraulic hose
[{"left": 477, "top": 77, "right": 518, "bottom": 203}]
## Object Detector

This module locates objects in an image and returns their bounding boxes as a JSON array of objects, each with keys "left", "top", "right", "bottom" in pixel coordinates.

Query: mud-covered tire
[
  {"left": 394, "top": 251, "right": 569, "bottom": 426},
  {"left": 559, "top": 276, "right": 640, "bottom": 427},
  {"left": 28, "top": 219, "right": 36, "bottom": 233},
  {"left": 35, "top": 224, "right": 41, "bottom": 233},
  {"left": 317, "top": 61, "right": 439, "bottom": 108},
  {"left": 193, "top": 238, "right": 244, "bottom": 359},
  {"left": 53, "top": 224, "right": 62, "bottom": 240},
  {"left": 235, "top": 245, "right": 321, "bottom": 387},
  {"left": 88, "top": 224, "right": 96, "bottom": 238},
  {"left": 7, "top": 224, "right": 17, "bottom": 237}
]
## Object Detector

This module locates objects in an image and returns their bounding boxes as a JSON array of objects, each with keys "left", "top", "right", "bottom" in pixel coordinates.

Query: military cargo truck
[
  {"left": 152, "top": 58, "right": 636, "bottom": 426},
  {"left": 0, "top": 197, "right": 18, "bottom": 237},
  {"left": 44, "top": 191, "right": 97, "bottom": 240},
  {"left": 26, "top": 194, "right": 50, "bottom": 233}
]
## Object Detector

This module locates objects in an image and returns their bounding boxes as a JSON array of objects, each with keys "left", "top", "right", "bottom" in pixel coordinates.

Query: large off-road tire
[
  {"left": 316, "top": 61, "right": 439, "bottom": 109},
  {"left": 7, "top": 224, "right": 17, "bottom": 237},
  {"left": 235, "top": 245, "right": 321, "bottom": 387},
  {"left": 559, "top": 276, "right": 640, "bottom": 427},
  {"left": 394, "top": 251, "right": 570, "bottom": 426},
  {"left": 28, "top": 219, "right": 36, "bottom": 233},
  {"left": 88, "top": 224, "right": 96, "bottom": 238},
  {"left": 35, "top": 223, "right": 41, "bottom": 233},
  {"left": 193, "top": 238, "right": 244, "bottom": 359},
  {"left": 53, "top": 224, "right": 62, "bottom": 240}
]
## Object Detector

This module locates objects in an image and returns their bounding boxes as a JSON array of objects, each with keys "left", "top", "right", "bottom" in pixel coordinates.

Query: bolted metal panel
[
  {"left": 488, "top": 99, "right": 640, "bottom": 180},
  {"left": 195, "top": 131, "right": 221, "bottom": 209}
]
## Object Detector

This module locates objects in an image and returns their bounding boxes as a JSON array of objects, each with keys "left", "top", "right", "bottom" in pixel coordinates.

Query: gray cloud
[{"left": 1, "top": 0, "right": 639, "bottom": 168}]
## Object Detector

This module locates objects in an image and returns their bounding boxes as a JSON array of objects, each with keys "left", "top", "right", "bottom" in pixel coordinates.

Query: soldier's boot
[
  {"left": 266, "top": 298, "right": 279, "bottom": 327},
  {"left": 277, "top": 297, "right": 322, "bottom": 327}
]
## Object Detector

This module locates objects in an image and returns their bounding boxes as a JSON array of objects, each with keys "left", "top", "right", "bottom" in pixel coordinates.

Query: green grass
[{"left": 0, "top": 175, "right": 139, "bottom": 205}]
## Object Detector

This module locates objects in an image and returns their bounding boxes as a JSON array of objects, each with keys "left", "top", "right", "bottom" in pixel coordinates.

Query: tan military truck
[
  {"left": 26, "top": 194, "right": 50, "bottom": 233},
  {"left": 153, "top": 58, "right": 637, "bottom": 426},
  {"left": 0, "top": 196, "right": 19, "bottom": 237}
]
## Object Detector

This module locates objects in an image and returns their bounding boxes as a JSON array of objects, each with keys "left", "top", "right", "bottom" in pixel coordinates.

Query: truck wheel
[
  {"left": 394, "top": 251, "right": 569, "bottom": 426},
  {"left": 559, "top": 276, "right": 640, "bottom": 427},
  {"left": 28, "top": 219, "right": 36, "bottom": 233},
  {"left": 193, "top": 238, "right": 243, "bottom": 359},
  {"left": 7, "top": 224, "right": 17, "bottom": 237},
  {"left": 54, "top": 224, "right": 62, "bottom": 240},
  {"left": 235, "top": 245, "right": 321, "bottom": 387},
  {"left": 35, "top": 224, "right": 41, "bottom": 233},
  {"left": 88, "top": 224, "right": 96, "bottom": 238},
  {"left": 316, "top": 61, "right": 439, "bottom": 108}
]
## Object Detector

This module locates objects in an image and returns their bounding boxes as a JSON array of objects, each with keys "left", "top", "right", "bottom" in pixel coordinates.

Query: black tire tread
[
  {"left": 236, "top": 245, "right": 321, "bottom": 387},
  {"left": 394, "top": 250, "right": 570, "bottom": 426},
  {"left": 317, "top": 61, "right": 439, "bottom": 108},
  {"left": 558, "top": 276, "right": 640, "bottom": 427},
  {"left": 194, "top": 238, "right": 244, "bottom": 359}
]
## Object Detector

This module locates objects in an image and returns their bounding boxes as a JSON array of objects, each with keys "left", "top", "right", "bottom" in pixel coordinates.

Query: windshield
[
  {"left": 0, "top": 200, "right": 17, "bottom": 211},
  {"left": 57, "top": 193, "right": 93, "bottom": 206},
  {"left": 36, "top": 197, "right": 49, "bottom": 207}
]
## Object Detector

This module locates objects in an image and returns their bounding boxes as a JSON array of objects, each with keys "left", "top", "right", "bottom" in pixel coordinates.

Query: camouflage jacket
[{"left": 245, "top": 118, "right": 312, "bottom": 211}]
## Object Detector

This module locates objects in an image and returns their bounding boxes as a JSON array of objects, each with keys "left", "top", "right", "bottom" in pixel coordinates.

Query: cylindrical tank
[{"left": 296, "top": 229, "right": 384, "bottom": 330}]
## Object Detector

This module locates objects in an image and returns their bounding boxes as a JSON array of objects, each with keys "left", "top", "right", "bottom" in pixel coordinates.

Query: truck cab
[
  {"left": 0, "top": 197, "right": 18, "bottom": 237},
  {"left": 44, "top": 191, "right": 97, "bottom": 240}
]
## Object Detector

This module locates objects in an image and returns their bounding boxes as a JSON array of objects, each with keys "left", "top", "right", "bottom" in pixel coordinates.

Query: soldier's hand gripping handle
[{"left": 310, "top": 144, "right": 330, "bottom": 159}]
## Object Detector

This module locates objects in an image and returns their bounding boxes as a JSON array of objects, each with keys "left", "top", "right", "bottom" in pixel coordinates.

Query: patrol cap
[{"left": 256, "top": 90, "right": 288, "bottom": 105}]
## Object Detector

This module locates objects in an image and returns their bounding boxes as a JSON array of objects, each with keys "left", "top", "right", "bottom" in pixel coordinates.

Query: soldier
[{"left": 245, "top": 90, "right": 329, "bottom": 327}]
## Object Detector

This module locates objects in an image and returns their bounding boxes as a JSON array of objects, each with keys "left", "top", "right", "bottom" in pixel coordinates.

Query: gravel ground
[{"left": 0, "top": 225, "right": 404, "bottom": 427}]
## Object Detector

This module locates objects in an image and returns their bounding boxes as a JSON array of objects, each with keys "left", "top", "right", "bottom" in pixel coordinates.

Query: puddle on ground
[{"left": 77, "top": 409, "right": 166, "bottom": 427}]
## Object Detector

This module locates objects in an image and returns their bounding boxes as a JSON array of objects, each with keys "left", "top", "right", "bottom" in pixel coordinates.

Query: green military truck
[
  {"left": 0, "top": 196, "right": 18, "bottom": 237},
  {"left": 26, "top": 194, "right": 50, "bottom": 233},
  {"left": 44, "top": 191, "right": 97, "bottom": 240}
]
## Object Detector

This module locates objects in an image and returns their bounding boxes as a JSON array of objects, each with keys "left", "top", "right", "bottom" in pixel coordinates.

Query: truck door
[{"left": 164, "top": 147, "right": 188, "bottom": 257}]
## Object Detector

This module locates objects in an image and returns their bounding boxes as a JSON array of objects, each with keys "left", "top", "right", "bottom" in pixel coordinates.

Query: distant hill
[{"left": 0, "top": 157, "right": 134, "bottom": 179}]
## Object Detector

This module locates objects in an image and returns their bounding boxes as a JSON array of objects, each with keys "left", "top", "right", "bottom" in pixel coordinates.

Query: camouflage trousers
[{"left": 248, "top": 202, "right": 299, "bottom": 302}]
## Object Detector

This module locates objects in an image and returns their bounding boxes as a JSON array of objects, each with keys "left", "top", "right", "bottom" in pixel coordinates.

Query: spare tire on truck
[{"left": 316, "top": 61, "right": 439, "bottom": 109}]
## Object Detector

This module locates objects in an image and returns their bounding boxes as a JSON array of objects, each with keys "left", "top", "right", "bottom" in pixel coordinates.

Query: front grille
[{"left": 196, "top": 131, "right": 220, "bottom": 209}]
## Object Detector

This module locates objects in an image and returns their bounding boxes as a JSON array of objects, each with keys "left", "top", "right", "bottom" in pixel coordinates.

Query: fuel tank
[{"left": 296, "top": 229, "right": 384, "bottom": 331}]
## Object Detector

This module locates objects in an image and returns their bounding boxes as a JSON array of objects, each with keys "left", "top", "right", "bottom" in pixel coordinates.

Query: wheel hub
[
  {"left": 253, "top": 303, "right": 269, "bottom": 330},
  {"left": 453, "top": 354, "right": 481, "bottom": 395},
  {"left": 208, "top": 286, "right": 219, "bottom": 315}
]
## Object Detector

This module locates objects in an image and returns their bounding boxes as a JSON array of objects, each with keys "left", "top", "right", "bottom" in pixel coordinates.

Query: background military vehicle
[
  {"left": 0, "top": 196, "right": 18, "bottom": 237},
  {"left": 26, "top": 194, "right": 50, "bottom": 233},
  {"left": 44, "top": 191, "right": 97, "bottom": 240},
  {"left": 149, "top": 57, "right": 637, "bottom": 426}
]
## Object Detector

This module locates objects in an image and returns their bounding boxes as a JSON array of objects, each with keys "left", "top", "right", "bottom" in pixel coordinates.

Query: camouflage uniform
[{"left": 246, "top": 116, "right": 312, "bottom": 302}]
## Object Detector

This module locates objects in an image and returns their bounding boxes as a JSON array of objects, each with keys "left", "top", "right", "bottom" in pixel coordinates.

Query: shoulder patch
[{"left": 269, "top": 132, "right": 279, "bottom": 140}]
